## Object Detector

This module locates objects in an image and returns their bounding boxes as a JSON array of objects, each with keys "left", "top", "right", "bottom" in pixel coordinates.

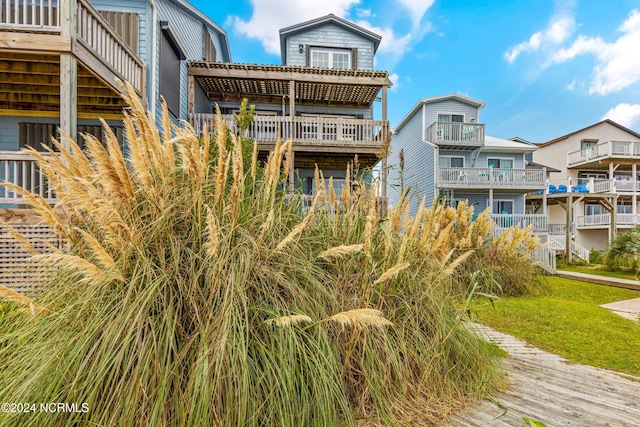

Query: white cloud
[
  {"left": 505, "top": 15, "right": 575, "bottom": 63},
  {"left": 231, "top": 0, "right": 360, "bottom": 55},
  {"left": 389, "top": 73, "right": 399, "bottom": 90},
  {"left": 394, "top": 0, "right": 435, "bottom": 29},
  {"left": 564, "top": 79, "right": 576, "bottom": 91},
  {"left": 356, "top": 8, "right": 373, "bottom": 18},
  {"left": 354, "top": 20, "right": 412, "bottom": 60},
  {"left": 552, "top": 9, "right": 640, "bottom": 95},
  {"left": 602, "top": 103, "right": 640, "bottom": 128}
]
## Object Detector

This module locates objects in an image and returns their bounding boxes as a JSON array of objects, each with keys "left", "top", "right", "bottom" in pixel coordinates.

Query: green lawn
[{"left": 472, "top": 276, "right": 640, "bottom": 376}]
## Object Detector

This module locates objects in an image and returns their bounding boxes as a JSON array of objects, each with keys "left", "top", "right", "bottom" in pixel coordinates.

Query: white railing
[
  {"left": 0, "top": 0, "right": 59, "bottom": 32},
  {"left": 426, "top": 122, "right": 485, "bottom": 146},
  {"left": 189, "top": 114, "right": 389, "bottom": 147},
  {"left": 571, "top": 241, "right": 591, "bottom": 262},
  {"left": 0, "top": 151, "right": 56, "bottom": 204},
  {"left": 577, "top": 213, "right": 640, "bottom": 228},
  {"left": 592, "top": 179, "right": 614, "bottom": 193},
  {"left": 548, "top": 223, "right": 566, "bottom": 235},
  {"left": 568, "top": 140, "right": 640, "bottom": 166},
  {"left": 532, "top": 245, "right": 556, "bottom": 274},
  {"left": 438, "top": 167, "right": 545, "bottom": 189},
  {"left": 489, "top": 214, "right": 548, "bottom": 232},
  {"left": 548, "top": 235, "right": 565, "bottom": 250},
  {"left": 76, "top": 0, "right": 145, "bottom": 91}
]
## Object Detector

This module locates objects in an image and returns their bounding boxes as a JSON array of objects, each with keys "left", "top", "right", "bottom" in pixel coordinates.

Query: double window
[
  {"left": 310, "top": 48, "right": 352, "bottom": 69},
  {"left": 492, "top": 200, "right": 513, "bottom": 215},
  {"left": 487, "top": 158, "right": 513, "bottom": 169},
  {"left": 437, "top": 114, "right": 464, "bottom": 123},
  {"left": 439, "top": 156, "right": 464, "bottom": 168}
]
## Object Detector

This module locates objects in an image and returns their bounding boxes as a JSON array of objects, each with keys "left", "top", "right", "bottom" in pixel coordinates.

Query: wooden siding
[
  {"left": 422, "top": 99, "right": 481, "bottom": 138},
  {"left": 387, "top": 105, "right": 436, "bottom": 216},
  {"left": 284, "top": 23, "right": 374, "bottom": 69}
]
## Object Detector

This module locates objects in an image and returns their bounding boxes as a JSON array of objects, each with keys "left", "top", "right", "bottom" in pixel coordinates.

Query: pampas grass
[{"left": 0, "top": 86, "right": 529, "bottom": 427}]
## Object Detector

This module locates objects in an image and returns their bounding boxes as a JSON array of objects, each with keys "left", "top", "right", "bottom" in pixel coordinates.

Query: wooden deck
[{"left": 445, "top": 324, "right": 640, "bottom": 426}]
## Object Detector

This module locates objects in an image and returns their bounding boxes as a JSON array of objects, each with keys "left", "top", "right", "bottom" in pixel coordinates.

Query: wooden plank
[
  {"left": 0, "top": 32, "right": 70, "bottom": 53},
  {"left": 1, "top": 82, "right": 118, "bottom": 97},
  {"left": 0, "top": 71, "right": 103, "bottom": 87}
]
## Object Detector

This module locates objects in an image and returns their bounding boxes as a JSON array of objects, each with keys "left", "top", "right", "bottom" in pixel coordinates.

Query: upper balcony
[
  {"left": 426, "top": 122, "right": 485, "bottom": 149},
  {"left": 437, "top": 167, "right": 546, "bottom": 191},
  {"left": 567, "top": 140, "right": 640, "bottom": 168},
  {"left": 190, "top": 114, "right": 389, "bottom": 152},
  {"left": 0, "top": 0, "right": 146, "bottom": 115}
]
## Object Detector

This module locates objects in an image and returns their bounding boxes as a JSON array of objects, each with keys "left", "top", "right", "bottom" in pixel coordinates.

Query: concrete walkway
[
  {"left": 445, "top": 324, "right": 640, "bottom": 426},
  {"left": 556, "top": 270, "right": 640, "bottom": 291}
]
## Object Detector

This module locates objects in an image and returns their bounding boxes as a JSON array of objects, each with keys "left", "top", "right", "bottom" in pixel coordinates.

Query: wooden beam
[
  {"left": 0, "top": 72, "right": 104, "bottom": 88},
  {"left": 1, "top": 82, "right": 117, "bottom": 98},
  {"left": 189, "top": 67, "right": 391, "bottom": 87},
  {"left": 0, "top": 33, "right": 71, "bottom": 53},
  {"left": 188, "top": 74, "right": 195, "bottom": 115},
  {"left": 72, "top": 41, "right": 125, "bottom": 96},
  {"left": 60, "top": 53, "right": 77, "bottom": 149},
  {"left": 0, "top": 92, "right": 124, "bottom": 107},
  {"left": 0, "top": 107, "right": 123, "bottom": 119}
]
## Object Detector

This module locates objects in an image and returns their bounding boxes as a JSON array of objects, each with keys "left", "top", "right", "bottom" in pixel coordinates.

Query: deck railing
[
  {"left": 489, "top": 214, "right": 548, "bottom": 232},
  {"left": 438, "top": 167, "right": 545, "bottom": 189},
  {"left": 0, "top": 0, "right": 59, "bottom": 31},
  {"left": 426, "top": 122, "right": 485, "bottom": 147},
  {"left": 577, "top": 213, "right": 640, "bottom": 228},
  {"left": 190, "top": 114, "right": 389, "bottom": 148},
  {"left": 568, "top": 140, "right": 640, "bottom": 166},
  {"left": 1, "top": 0, "right": 145, "bottom": 93},
  {"left": 0, "top": 151, "right": 55, "bottom": 204}
]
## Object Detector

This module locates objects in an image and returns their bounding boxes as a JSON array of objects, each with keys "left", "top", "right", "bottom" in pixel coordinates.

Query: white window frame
[
  {"left": 439, "top": 156, "right": 465, "bottom": 168},
  {"left": 487, "top": 157, "right": 514, "bottom": 169},
  {"left": 437, "top": 113, "right": 465, "bottom": 122},
  {"left": 584, "top": 202, "right": 603, "bottom": 216},
  {"left": 490, "top": 199, "right": 514, "bottom": 215},
  {"left": 309, "top": 47, "right": 352, "bottom": 70}
]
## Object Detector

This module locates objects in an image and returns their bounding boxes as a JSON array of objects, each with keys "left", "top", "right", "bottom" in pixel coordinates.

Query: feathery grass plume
[
  {"left": 214, "top": 104, "right": 228, "bottom": 207},
  {"left": 31, "top": 253, "right": 121, "bottom": 285},
  {"left": 372, "top": 262, "right": 410, "bottom": 286},
  {"left": 0, "top": 285, "right": 49, "bottom": 315},
  {"left": 363, "top": 191, "right": 378, "bottom": 258},
  {"left": 0, "top": 221, "right": 39, "bottom": 255},
  {"left": 317, "top": 244, "right": 364, "bottom": 260},
  {"left": 326, "top": 308, "right": 392, "bottom": 330},
  {"left": 204, "top": 205, "right": 219, "bottom": 259},
  {"left": 443, "top": 250, "right": 475, "bottom": 275},
  {"left": 250, "top": 138, "right": 258, "bottom": 184},
  {"left": 274, "top": 201, "right": 315, "bottom": 252},
  {"left": 264, "top": 314, "right": 313, "bottom": 327},
  {"left": 74, "top": 228, "right": 121, "bottom": 277}
]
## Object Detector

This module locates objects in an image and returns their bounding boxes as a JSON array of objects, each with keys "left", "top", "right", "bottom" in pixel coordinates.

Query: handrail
[
  {"left": 0, "top": 0, "right": 60, "bottom": 32},
  {"left": 439, "top": 167, "right": 545, "bottom": 188},
  {"left": 568, "top": 140, "right": 640, "bottom": 166},
  {"left": 426, "top": 122, "right": 485, "bottom": 145},
  {"left": 488, "top": 214, "right": 548, "bottom": 232}
]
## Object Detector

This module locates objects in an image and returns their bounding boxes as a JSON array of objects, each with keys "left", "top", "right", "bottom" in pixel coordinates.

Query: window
[
  {"left": 439, "top": 156, "right": 464, "bottom": 168},
  {"left": 492, "top": 200, "right": 513, "bottom": 214},
  {"left": 310, "top": 48, "right": 351, "bottom": 69},
  {"left": 585, "top": 203, "right": 602, "bottom": 216},
  {"left": 202, "top": 25, "right": 216, "bottom": 61},
  {"left": 160, "top": 24, "right": 185, "bottom": 117},
  {"left": 618, "top": 201, "right": 632, "bottom": 214},
  {"left": 581, "top": 140, "right": 597, "bottom": 158},
  {"left": 438, "top": 114, "right": 464, "bottom": 122},
  {"left": 487, "top": 158, "right": 513, "bottom": 169}
]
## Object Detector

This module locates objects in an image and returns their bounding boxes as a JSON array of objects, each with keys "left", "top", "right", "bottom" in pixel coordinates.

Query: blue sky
[{"left": 191, "top": 0, "right": 640, "bottom": 142}]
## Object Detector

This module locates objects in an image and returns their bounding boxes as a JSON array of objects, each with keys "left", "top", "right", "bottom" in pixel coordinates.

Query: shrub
[
  {"left": 604, "top": 226, "right": 640, "bottom": 273},
  {"left": 0, "top": 85, "right": 505, "bottom": 426}
]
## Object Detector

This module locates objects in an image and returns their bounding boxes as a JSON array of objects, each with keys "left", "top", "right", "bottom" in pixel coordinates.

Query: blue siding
[
  {"left": 284, "top": 23, "right": 375, "bottom": 69},
  {"left": 388, "top": 105, "right": 436, "bottom": 215}
]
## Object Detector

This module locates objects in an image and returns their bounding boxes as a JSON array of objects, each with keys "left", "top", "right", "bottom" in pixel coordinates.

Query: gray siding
[
  {"left": 387, "top": 105, "right": 436, "bottom": 215},
  {"left": 284, "top": 23, "right": 374, "bottom": 70},
  {"left": 422, "top": 99, "right": 480, "bottom": 138}
]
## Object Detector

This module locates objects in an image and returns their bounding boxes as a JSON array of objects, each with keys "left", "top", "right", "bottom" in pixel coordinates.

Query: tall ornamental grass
[{"left": 0, "top": 84, "right": 505, "bottom": 426}]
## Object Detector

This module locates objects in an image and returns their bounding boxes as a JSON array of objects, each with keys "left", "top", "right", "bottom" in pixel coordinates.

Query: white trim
[
  {"left": 309, "top": 47, "right": 352, "bottom": 70},
  {"left": 436, "top": 112, "right": 465, "bottom": 122},
  {"left": 487, "top": 157, "right": 514, "bottom": 169},
  {"left": 439, "top": 155, "right": 465, "bottom": 168}
]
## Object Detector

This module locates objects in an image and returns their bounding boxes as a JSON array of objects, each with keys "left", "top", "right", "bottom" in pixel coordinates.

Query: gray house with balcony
[
  {"left": 388, "top": 94, "right": 547, "bottom": 230},
  {"left": 187, "top": 14, "right": 392, "bottom": 203}
]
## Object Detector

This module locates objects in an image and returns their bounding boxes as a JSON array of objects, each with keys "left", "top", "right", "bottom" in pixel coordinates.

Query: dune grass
[
  {"left": 472, "top": 276, "right": 640, "bottom": 376},
  {"left": 0, "top": 84, "right": 536, "bottom": 426}
]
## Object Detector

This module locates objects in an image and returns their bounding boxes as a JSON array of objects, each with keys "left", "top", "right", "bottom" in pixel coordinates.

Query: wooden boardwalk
[{"left": 445, "top": 324, "right": 640, "bottom": 427}]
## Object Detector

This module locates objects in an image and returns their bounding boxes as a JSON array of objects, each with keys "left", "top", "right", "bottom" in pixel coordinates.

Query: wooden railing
[
  {"left": 76, "top": 0, "right": 145, "bottom": 91},
  {"left": 568, "top": 140, "right": 640, "bottom": 166},
  {"left": 190, "top": 114, "right": 389, "bottom": 148},
  {"left": 438, "top": 167, "right": 545, "bottom": 189},
  {"left": 0, "top": 152, "right": 55, "bottom": 204},
  {"left": 577, "top": 213, "right": 640, "bottom": 228},
  {"left": 489, "top": 214, "right": 548, "bottom": 232},
  {"left": 1, "top": 0, "right": 145, "bottom": 93},
  {"left": 0, "top": 0, "right": 59, "bottom": 31},
  {"left": 426, "top": 122, "right": 484, "bottom": 146}
]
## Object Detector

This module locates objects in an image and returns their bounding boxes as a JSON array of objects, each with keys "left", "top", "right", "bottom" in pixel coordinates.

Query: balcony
[
  {"left": 438, "top": 167, "right": 546, "bottom": 190},
  {"left": 190, "top": 114, "right": 389, "bottom": 151},
  {"left": 0, "top": 0, "right": 146, "bottom": 114},
  {"left": 0, "top": 151, "right": 56, "bottom": 205},
  {"left": 567, "top": 140, "right": 640, "bottom": 168},
  {"left": 489, "top": 214, "right": 548, "bottom": 232},
  {"left": 426, "top": 122, "right": 485, "bottom": 148},
  {"left": 577, "top": 213, "right": 640, "bottom": 229}
]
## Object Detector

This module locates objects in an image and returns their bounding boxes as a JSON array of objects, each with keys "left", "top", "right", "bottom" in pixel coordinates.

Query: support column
[
  {"left": 188, "top": 75, "right": 195, "bottom": 116},
  {"left": 633, "top": 163, "right": 637, "bottom": 216},
  {"left": 610, "top": 195, "right": 618, "bottom": 245},
  {"left": 289, "top": 150, "right": 295, "bottom": 191},
  {"left": 59, "top": 0, "right": 77, "bottom": 151},
  {"left": 489, "top": 188, "right": 494, "bottom": 214},
  {"left": 289, "top": 80, "right": 296, "bottom": 142},
  {"left": 566, "top": 194, "right": 573, "bottom": 263},
  {"left": 381, "top": 86, "right": 389, "bottom": 201}
]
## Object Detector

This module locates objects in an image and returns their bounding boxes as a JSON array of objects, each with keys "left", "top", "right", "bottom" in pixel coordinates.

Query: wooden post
[
  {"left": 188, "top": 75, "right": 195, "bottom": 116},
  {"left": 289, "top": 79, "right": 296, "bottom": 142},
  {"left": 610, "top": 195, "right": 618, "bottom": 245},
  {"left": 566, "top": 194, "right": 573, "bottom": 263},
  {"left": 289, "top": 150, "right": 295, "bottom": 191},
  {"left": 380, "top": 85, "right": 388, "bottom": 200},
  {"left": 59, "top": 0, "right": 77, "bottom": 151},
  {"left": 633, "top": 164, "right": 637, "bottom": 217}
]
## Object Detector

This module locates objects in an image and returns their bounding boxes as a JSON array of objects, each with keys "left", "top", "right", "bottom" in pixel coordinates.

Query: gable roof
[
  {"left": 538, "top": 119, "right": 640, "bottom": 147},
  {"left": 279, "top": 14, "right": 382, "bottom": 64},
  {"left": 482, "top": 135, "right": 537, "bottom": 153},
  {"left": 393, "top": 94, "right": 486, "bottom": 133}
]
